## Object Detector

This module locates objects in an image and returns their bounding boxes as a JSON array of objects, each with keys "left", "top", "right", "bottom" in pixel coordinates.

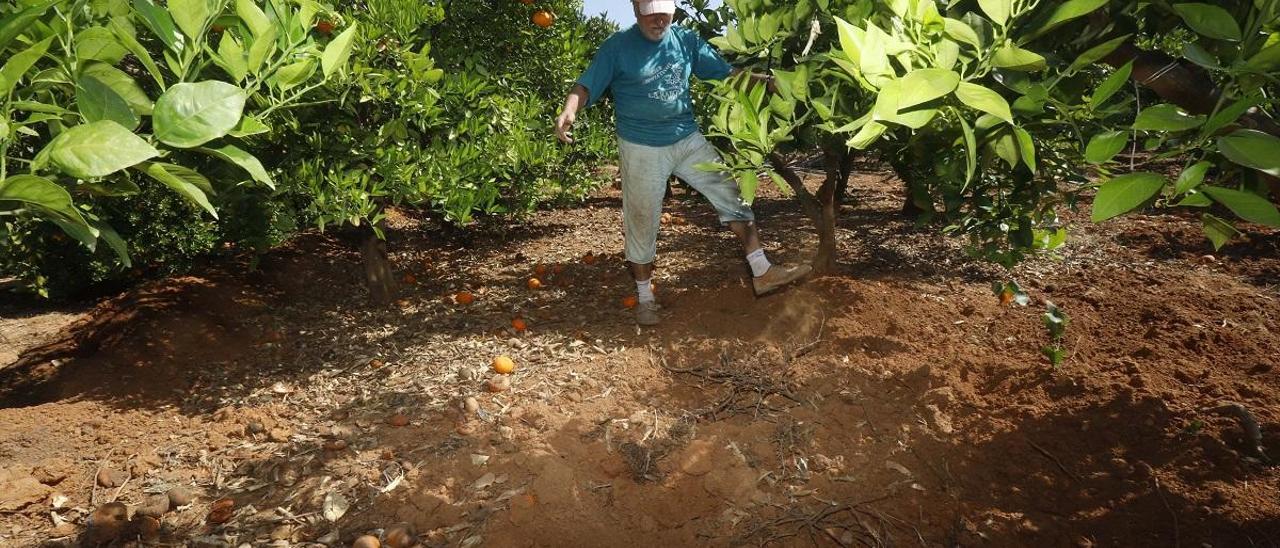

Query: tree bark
[
  {"left": 361, "top": 221, "right": 397, "bottom": 305},
  {"left": 769, "top": 151, "right": 842, "bottom": 274}
]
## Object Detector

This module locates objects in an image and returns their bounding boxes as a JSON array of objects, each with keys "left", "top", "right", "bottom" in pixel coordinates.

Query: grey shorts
[{"left": 618, "top": 132, "right": 755, "bottom": 265}]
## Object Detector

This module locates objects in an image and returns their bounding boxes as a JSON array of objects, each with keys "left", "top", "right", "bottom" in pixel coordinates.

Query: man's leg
[
  {"left": 672, "top": 133, "right": 811, "bottom": 295},
  {"left": 618, "top": 138, "right": 674, "bottom": 325}
]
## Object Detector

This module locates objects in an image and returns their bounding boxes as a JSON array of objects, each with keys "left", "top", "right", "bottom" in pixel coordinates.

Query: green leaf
[
  {"left": 76, "top": 26, "right": 128, "bottom": 64},
  {"left": 153, "top": 81, "right": 247, "bottom": 148},
  {"left": 1200, "top": 186, "right": 1280, "bottom": 227},
  {"left": 42, "top": 121, "right": 160, "bottom": 178},
  {"left": 77, "top": 73, "right": 140, "bottom": 129},
  {"left": 271, "top": 59, "right": 315, "bottom": 91},
  {"left": 0, "top": 0, "right": 58, "bottom": 52},
  {"left": 318, "top": 21, "right": 355, "bottom": 78},
  {"left": 215, "top": 32, "right": 248, "bottom": 81},
  {"left": 954, "top": 82, "right": 1012, "bottom": 123},
  {"left": 1175, "top": 191, "right": 1213, "bottom": 207},
  {"left": 992, "top": 45, "right": 1046, "bottom": 71},
  {"left": 133, "top": 0, "right": 185, "bottom": 51},
  {"left": 89, "top": 217, "right": 131, "bottom": 267},
  {"left": 1202, "top": 213, "right": 1239, "bottom": 250},
  {"left": 229, "top": 115, "right": 269, "bottom": 137},
  {"left": 897, "top": 68, "right": 960, "bottom": 109},
  {"left": 1089, "top": 61, "right": 1132, "bottom": 109},
  {"left": 739, "top": 169, "right": 758, "bottom": 204},
  {"left": 0, "top": 175, "right": 92, "bottom": 230},
  {"left": 110, "top": 17, "right": 166, "bottom": 89},
  {"left": 80, "top": 179, "right": 142, "bottom": 196},
  {"left": 848, "top": 121, "right": 886, "bottom": 149},
  {"left": 235, "top": 0, "right": 271, "bottom": 37},
  {"left": 1216, "top": 129, "right": 1280, "bottom": 176},
  {"left": 978, "top": 0, "right": 1011, "bottom": 26},
  {"left": 992, "top": 131, "right": 1019, "bottom": 168},
  {"left": 1084, "top": 130, "right": 1128, "bottom": 164},
  {"left": 198, "top": 144, "right": 274, "bottom": 188},
  {"left": 1173, "top": 3, "right": 1242, "bottom": 41},
  {"left": 1027, "top": 0, "right": 1108, "bottom": 39},
  {"left": 1092, "top": 172, "right": 1166, "bottom": 222},
  {"left": 1133, "top": 104, "right": 1205, "bottom": 131},
  {"left": 169, "top": 0, "right": 211, "bottom": 41},
  {"left": 80, "top": 62, "right": 153, "bottom": 115},
  {"left": 1069, "top": 35, "right": 1130, "bottom": 72},
  {"left": 141, "top": 162, "right": 218, "bottom": 218},
  {"left": 1201, "top": 98, "right": 1259, "bottom": 136},
  {"left": 959, "top": 115, "right": 976, "bottom": 185},
  {"left": 1174, "top": 161, "right": 1212, "bottom": 194},
  {"left": 246, "top": 25, "right": 277, "bottom": 75},
  {"left": 943, "top": 18, "right": 981, "bottom": 49},
  {"left": 0, "top": 36, "right": 53, "bottom": 98},
  {"left": 1014, "top": 126, "right": 1036, "bottom": 171}
]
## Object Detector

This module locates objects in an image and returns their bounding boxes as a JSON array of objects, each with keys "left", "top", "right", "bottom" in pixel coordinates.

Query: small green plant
[{"left": 1041, "top": 301, "right": 1070, "bottom": 367}]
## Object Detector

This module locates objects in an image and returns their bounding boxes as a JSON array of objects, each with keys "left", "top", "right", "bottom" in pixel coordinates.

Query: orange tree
[
  {"left": 0, "top": 0, "right": 355, "bottom": 296},
  {"left": 268, "top": 0, "right": 618, "bottom": 302},
  {"left": 682, "top": 0, "right": 1280, "bottom": 272}
]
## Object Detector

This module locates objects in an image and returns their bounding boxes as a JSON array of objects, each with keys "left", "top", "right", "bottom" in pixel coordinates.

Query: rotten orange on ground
[
  {"left": 387, "top": 414, "right": 410, "bottom": 427},
  {"left": 621, "top": 295, "right": 638, "bottom": 309},
  {"left": 512, "top": 318, "right": 528, "bottom": 332},
  {"left": 455, "top": 291, "right": 475, "bottom": 305}
]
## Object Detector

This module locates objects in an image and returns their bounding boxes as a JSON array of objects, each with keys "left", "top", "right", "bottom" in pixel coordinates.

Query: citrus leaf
[
  {"left": 1085, "top": 130, "right": 1128, "bottom": 164},
  {"left": 1200, "top": 185, "right": 1280, "bottom": 227},
  {"left": 1173, "top": 3, "right": 1242, "bottom": 41},
  {"left": 153, "top": 81, "right": 246, "bottom": 148},
  {"left": 1092, "top": 172, "right": 1165, "bottom": 222},
  {"left": 1217, "top": 129, "right": 1280, "bottom": 176},
  {"left": 43, "top": 120, "right": 159, "bottom": 178},
  {"left": 955, "top": 82, "right": 1012, "bottom": 123},
  {"left": 321, "top": 22, "right": 359, "bottom": 78}
]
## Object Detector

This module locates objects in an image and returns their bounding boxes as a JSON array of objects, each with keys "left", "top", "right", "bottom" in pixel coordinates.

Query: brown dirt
[{"left": 2, "top": 171, "right": 1279, "bottom": 547}]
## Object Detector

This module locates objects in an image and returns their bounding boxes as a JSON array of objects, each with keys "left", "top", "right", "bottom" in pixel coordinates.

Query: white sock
[
  {"left": 747, "top": 248, "right": 771, "bottom": 277},
  {"left": 636, "top": 279, "right": 655, "bottom": 303}
]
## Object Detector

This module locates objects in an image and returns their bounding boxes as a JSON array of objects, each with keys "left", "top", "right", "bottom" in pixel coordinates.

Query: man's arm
[
  {"left": 555, "top": 84, "right": 590, "bottom": 144},
  {"left": 729, "top": 68, "right": 777, "bottom": 94}
]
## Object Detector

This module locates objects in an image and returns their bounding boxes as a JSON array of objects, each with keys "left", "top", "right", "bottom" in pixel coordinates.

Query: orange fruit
[
  {"left": 582, "top": 252, "right": 596, "bottom": 265},
  {"left": 535, "top": 264, "right": 549, "bottom": 277},
  {"left": 315, "top": 20, "right": 334, "bottom": 34},
  {"left": 621, "top": 295, "right": 638, "bottom": 309},
  {"left": 527, "top": 278, "right": 542, "bottom": 290},
  {"left": 512, "top": 318, "right": 528, "bottom": 332},
  {"left": 387, "top": 414, "right": 409, "bottom": 427},
  {"left": 402, "top": 273, "right": 417, "bottom": 285},
  {"left": 492, "top": 355, "right": 516, "bottom": 375},
  {"left": 455, "top": 291, "right": 475, "bottom": 305},
  {"left": 999, "top": 289, "right": 1014, "bottom": 306},
  {"left": 352, "top": 535, "right": 381, "bottom": 548},
  {"left": 532, "top": 10, "right": 554, "bottom": 27}
]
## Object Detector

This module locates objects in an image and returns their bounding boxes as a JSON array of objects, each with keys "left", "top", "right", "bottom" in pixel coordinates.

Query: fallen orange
[
  {"left": 512, "top": 318, "right": 528, "bottom": 332},
  {"left": 455, "top": 291, "right": 475, "bottom": 305},
  {"left": 527, "top": 278, "right": 543, "bottom": 290},
  {"left": 493, "top": 355, "right": 516, "bottom": 375},
  {"left": 622, "top": 295, "right": 638, "bottom": 309}
]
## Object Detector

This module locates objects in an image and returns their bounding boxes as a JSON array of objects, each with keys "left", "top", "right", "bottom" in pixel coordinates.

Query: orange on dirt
[
  {"left": 352, "top": 535, "right": 381, "bottom": 548},
  {"left": 534, "top": 264, "right": 549, "bottom": 277},
  {"left": 999, "top": 289, "right": 1015, "bottom": 306},
  {"left": 582, "top": 252, "right": 596, "bottom": 265},
  {"left": 455, "top": 291, "right": 475, "bottom": 305},
  {"left": 512, "top": 318, "right": 528, "bottom": 332},
  {"left": 621, "top": 295, "right": 638, "bottom": 309},
  {"left": 387, "top": 414, "right": 410, "bottom": 427},
  {"left": 527, "top": 278, "right": 543, "bottom": 290},
  {"left": 402, "top": 273, "right": 417, "bottom": 285},
  {"left": 492, "top": 355, "right": 516, "bottom": 374},
  {"left": 532, "top": 10, "right": 554, "bottom": 28}
]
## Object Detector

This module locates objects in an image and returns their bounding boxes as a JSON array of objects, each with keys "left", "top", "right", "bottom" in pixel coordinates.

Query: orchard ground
[{"left": 2, "top": 166, "right": 1279, "bottom": 547}]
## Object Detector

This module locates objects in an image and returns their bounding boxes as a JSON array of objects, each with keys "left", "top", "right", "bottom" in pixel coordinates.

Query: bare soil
[{"left": 2, "top": 170, "right": 1279, "bottom": 548}]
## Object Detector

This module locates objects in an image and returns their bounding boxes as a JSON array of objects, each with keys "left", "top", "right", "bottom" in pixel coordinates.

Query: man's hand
[
  {"left": 555, "top": 110, "right": 576, "bottom": 144},
  {"left": 555, "top": 84, "right": 589, "bottom": 144}
]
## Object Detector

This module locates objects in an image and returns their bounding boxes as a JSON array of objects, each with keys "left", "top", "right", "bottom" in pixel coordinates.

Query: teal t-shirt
[{"left": 576, "top": 25, "right": 733, "bottom": 147}]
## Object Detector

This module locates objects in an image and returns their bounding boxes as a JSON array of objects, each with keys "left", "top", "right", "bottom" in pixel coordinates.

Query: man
[{"left": 554, "top": 0, "right": 810, "bottom": 327}]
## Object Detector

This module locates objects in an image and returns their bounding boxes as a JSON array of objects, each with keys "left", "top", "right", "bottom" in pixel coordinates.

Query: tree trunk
[
  {"left": 833, "top": 149, "right": 857, "bottom": 206},
  {"left": 1102, "top": 42, "right": 1280, "bottom": 198},
  {"left": 361, "top": 222, "right": 397, "bottom": 305},
  {"left": 769, "top": 151, "right": 841, "bottom": 274}
]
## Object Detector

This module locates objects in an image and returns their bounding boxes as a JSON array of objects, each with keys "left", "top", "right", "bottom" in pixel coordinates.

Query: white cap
[{"left": 634, "top": 0, "right": 676, "bottom": 15}]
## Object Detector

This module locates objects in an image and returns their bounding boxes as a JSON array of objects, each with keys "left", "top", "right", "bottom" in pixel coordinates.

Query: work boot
[
  {"left": 635, "top": 301, "right": 660, "bottom": 326},
  {"left": 752, "top": 263, "right": 812, "bottom": 296}
]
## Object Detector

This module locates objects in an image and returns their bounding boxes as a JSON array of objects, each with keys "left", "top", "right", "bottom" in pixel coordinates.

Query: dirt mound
[{"left": 2, "top": 174, "right": 1278, "bottom": 547}]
